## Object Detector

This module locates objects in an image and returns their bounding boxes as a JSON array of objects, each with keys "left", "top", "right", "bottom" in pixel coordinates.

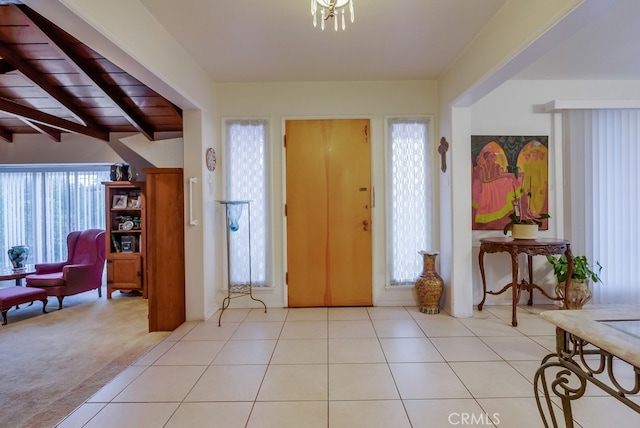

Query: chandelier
[{"left": 311, "top": 0, "right": 354, "bottom": 31}]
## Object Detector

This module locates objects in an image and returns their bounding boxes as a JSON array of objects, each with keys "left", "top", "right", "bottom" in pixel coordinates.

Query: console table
[
  {"left": 478, "top": 237, "right": 573, "bottom": 326},
  {"left": 534, "top": 308, "right": 640, "bottom": 427}
]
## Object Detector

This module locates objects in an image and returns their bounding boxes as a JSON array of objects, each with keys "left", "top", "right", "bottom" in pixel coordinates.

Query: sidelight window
[
  {"left": 387, "top": 117, "right": 433, "bottom": 285},
  {"left": 224, "top": 119, "right": 270, "bottom": 287}
]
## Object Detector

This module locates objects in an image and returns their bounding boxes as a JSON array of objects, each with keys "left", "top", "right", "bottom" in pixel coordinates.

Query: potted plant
[
  {"left": 546, "top": 254, "right": 602, "bottom": 309},
  {"left": 503, "top": 183, "right": 550, "bottom": 238}
]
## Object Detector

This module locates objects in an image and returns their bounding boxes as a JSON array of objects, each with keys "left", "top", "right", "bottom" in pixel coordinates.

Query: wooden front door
[{"left": 285, "top": 119, "right": 372, "bottom": 307}]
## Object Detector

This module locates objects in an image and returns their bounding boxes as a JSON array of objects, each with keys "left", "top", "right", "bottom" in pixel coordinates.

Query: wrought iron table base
[
  {"left": 534, "top": 328, "right": 640, "bottom": 427},
  {"left": 218, "top": 285, "right": 267, "bottom": 327}
]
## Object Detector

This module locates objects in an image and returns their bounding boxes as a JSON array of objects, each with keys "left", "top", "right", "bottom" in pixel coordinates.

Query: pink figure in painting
[{"left": 474, "top": 151, "right": 522, "bottom": 226}]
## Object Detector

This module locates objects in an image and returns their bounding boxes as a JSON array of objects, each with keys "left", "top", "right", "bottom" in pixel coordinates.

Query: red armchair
[{"left": 26, "top": 229, "right": 106, "bottom": 310}]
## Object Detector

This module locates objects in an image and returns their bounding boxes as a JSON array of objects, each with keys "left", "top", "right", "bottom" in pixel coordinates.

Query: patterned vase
[
  {"left": 7, "top": 245, "right": 30, "bottom": 270},
  {"left": 414, "top": 251, "right": 444, "bottom": 314}
]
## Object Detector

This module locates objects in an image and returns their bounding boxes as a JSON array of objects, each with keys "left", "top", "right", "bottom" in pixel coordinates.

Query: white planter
[{"left": 511, "top": 224, "right": 538, "bottom": 239}]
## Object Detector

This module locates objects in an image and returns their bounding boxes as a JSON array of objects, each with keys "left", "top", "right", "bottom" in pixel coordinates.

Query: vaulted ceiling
[{"left": 0, "top": 2, "right": 182, "bottom": 143}]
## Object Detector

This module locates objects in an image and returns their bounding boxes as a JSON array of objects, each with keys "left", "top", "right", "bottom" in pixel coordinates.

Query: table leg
[
  {"left": 478, "top": 247, "right": 487, "bottom": 311},
  {"left": 527, "top": 254, "right": 534, "bottom": 305},
  {"left": 510, "top": 250, "right": 519, "bottom": 327}
]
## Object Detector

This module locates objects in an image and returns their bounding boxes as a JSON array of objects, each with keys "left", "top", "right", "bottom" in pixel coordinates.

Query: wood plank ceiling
[{"left": 0, "top": 2, "right": 182, "bottom": 143}]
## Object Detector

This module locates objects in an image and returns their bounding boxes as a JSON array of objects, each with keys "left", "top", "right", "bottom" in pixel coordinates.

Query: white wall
[
  {"left": 215, "top": 80, "right": 438, "bottom": 308},
  {"left": 468, "top": 79, "right": 640, "bottom": 306},
  {"left": 0, "top": 134, "right": 122, "bottom": 164},
  {"left": 0, "top": 133, "right": 183, "bottom": 168},
  {"left": 437, "top": 0, "right": 584, "bottom": 318}
]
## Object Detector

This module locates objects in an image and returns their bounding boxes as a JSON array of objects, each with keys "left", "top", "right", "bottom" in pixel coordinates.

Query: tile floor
[{"left": 57, "top": 305, "right": 640, "bottom": 428}]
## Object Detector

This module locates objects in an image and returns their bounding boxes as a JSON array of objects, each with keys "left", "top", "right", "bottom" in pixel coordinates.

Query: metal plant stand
[{"left": 217, "top": 200, "right": 266, "bottom": 326}]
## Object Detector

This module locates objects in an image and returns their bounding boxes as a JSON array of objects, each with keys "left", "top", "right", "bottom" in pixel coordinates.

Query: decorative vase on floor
[
  {"left": 555, "top": 280, "right": 592, "bottom": 309},
  {"left": 7, "top": 245, "right": 30, "bottom": 270},
  {"left": 414, "top": 251, "right": 444, "bottom": 314}
]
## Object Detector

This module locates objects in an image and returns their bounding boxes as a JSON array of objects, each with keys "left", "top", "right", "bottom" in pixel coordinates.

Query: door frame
[{"left": 280, "top": 116, "right": 376, "bottom": 308}]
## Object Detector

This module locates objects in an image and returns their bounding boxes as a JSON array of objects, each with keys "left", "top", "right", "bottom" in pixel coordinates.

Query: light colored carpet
[{"left": 0, "top": 287, "right": 169, "bottom": 428}]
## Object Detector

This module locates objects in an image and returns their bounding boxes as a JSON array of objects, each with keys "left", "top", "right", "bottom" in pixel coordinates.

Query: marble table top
[{"left": 540, "top": 308, "right": 640, "bottom": 368}]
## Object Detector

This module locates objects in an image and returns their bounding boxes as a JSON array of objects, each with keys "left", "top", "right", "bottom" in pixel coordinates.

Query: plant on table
[{"left": 503, "top": 181, "right": 550, "bottom": 235}]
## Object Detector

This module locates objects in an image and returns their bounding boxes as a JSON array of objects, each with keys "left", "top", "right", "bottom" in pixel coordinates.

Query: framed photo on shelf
[
  {"left": 120, "top": 235, "right": 134, "bottom": 253},
  {"left": 112, "top": 195, "right": 127, "bottom": 209},
  {"left": 127, "top": 195, "right": 141, "bottom": 208}
]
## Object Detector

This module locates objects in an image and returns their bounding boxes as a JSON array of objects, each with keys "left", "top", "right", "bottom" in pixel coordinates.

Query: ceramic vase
[
  {"left": 110, "top": 163, "right": 133, "bottom": 181},
  {"left": 414, "top": 251, "right": 444, "bottom": 314},
  {"left": 511, "top": 224, "right": 538, "bottom": 239},
  {"left": 555, "top": 280, "right": 592, "bottom": 309},
  {"left": 7, "top": 245, "right": 30, "bottom": 270}
]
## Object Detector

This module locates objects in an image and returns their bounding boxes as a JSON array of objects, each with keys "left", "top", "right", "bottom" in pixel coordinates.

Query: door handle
[{"left": 362, "top": 220, "right": 369, "bottom": 231}]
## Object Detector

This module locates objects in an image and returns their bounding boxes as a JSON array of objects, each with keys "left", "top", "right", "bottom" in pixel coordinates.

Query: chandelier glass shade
[{"left": 311, "top": 0, "right": 354, "bottom": 31}]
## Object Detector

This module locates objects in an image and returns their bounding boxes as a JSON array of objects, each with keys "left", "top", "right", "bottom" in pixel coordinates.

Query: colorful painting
[{"left": 471, "top": 135, "right": 549, "bottom": 231}]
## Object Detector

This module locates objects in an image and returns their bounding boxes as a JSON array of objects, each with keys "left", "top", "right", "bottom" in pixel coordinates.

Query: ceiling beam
[
  {"left": 20, "top": 118, "right": 62, "bottom": 142},
  {"left": 0, "top": 97, "right": 109, "bottom": 141},
  {"left": 0, "top": 40, "right": 101, "bottom": 129},
  {"left": 0, "top": 124, "right": 13, "bottom": 142},
  {"left": 0, "top": 59, "right": 16, "bottom": 74},
  {"left": 19, "top": 4, "right": 157, "bottom": 141}
]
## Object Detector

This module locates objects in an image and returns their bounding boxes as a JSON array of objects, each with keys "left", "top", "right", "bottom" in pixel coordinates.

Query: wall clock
[{"left": 206, "top": 147, "right": 216, "bottom": 171}]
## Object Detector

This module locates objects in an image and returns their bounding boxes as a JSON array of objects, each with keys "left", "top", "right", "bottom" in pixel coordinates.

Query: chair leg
[
  {"left": 98, "top": 287, "right": 102, "bottom": 298},
  {"left": 56, "top": 296, "right": 64, "bottom": 310},
  {"left": 41, "top": 299, "right": 48, "bottom": 314}
]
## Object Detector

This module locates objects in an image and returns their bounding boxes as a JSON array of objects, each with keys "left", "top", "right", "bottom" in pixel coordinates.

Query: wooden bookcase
[{"left": 103, "top": 181, "right": 146, "bottom": 298}]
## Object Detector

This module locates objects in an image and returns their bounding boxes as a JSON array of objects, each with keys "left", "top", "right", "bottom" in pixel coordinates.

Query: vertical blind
[
  {"left": 0, "top": 165, "right": 109, "bottom": 268},
  {"left": 566, "top": 109, "right": 640, "bottom": 304}
]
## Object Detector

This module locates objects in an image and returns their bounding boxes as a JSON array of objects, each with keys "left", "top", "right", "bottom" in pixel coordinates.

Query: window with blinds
[{"left": 0, "top": 165, "right": 110, "bottom": 268}]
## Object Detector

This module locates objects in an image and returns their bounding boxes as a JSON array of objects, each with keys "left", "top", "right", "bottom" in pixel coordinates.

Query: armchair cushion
[{"left": 23, "top": 272, "right": 65, "bottom": 287}]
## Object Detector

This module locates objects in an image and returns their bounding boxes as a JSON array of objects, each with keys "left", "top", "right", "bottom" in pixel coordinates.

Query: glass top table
[{"left": 601, "top": 319, "right": 640, "bottom": 340}]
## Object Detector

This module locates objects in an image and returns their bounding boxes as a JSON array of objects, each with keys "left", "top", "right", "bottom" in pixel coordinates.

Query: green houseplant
[{"left": 546, "top": 254, "right": 602, "bottom": 309}]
